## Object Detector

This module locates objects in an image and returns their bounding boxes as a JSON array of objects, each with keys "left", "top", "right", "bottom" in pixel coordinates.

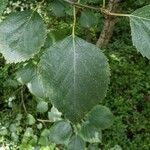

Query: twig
[
  {"left": 102, "top": 8, "right": 130, "bottom": 17},
  {"left": 37, "top": 119, "right": 51, "bottom": 123},
  {"left": 63, "top": 0, "right": 100, "bottom": 11},
  {"left": 21, "top": 86, "right": 27, "bottom": 114}
]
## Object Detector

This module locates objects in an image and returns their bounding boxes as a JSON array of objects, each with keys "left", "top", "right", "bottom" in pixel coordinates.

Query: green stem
[
  {"left": 103, "top": 0, "right": 106, "bottom": 8},
  {"left": 72, "top": 6, "right": 76, "bottom": 38},
  {"left": 64, "top": 0, "right": 131, "bottom": 18},
  {"left": 102, "top": 9, "right": 131, "bottom": 17}
]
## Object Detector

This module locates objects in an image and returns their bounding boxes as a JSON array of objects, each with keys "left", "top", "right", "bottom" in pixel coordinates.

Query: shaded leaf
[
  {"left": 0, "top": 11, "right": 47, "bottom": 63},
  {"left": 44, "top": 29, "right": 69, "bottom": 49},
  {"left": 79, "top": 122, "right": 102, "bottom": 143},
  {"left": 88, "top": 143, "right": 99, "bottom": 150},
  {"left": 49, "top": 121, "right": 72, "bottom": 144},
  {"left": 130, "top": 5, "right": 150, "bottom": 59},
  {"left": 39, "top": 36, "right": 110, "bottom": 122},
  {"left": 27, "top": 114, "right": 36, "bottom": 125},
  {"left": 79, "top": 11, "right": 98, "bottom": 28},
  {"left": 68, "top": 135, "right": 85, "bottom": 150},
  {"left": 37, "top": 101, "right": 48, "bottom": 113},
  {"left": 110, "top": 145, "right": 122, "bottom": 150},
  {"left": 51, "top": 0, "right": 65, "bottom": 17},
  {"left": 87, "top": 105, "right": 114, "bottom": 130}
]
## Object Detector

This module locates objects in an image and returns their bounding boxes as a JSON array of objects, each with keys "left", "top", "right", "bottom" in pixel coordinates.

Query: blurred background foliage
[{"left": 0, "top": 0, "right": 150, "bottom": 149}]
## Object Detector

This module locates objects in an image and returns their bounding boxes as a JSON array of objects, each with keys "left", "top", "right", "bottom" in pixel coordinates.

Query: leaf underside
[
  {"left": 39, "top": 36, "right": 110, "bottom": 123},
  {"left": 130, "top": 5, "right": 150, "bottom": 59},
  {"left": 0, "top": 10, "right": 47, "bottom": 63}
]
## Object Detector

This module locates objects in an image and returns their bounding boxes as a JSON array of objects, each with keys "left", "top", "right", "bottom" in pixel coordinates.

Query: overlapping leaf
[
  {"left": 49, "top": 121, "right": 72, "bottom": 144},
  {"left": 86, "top": 105, "right": 114, "bottom": 130},
  {"left": 16, "top": 64, "right": 36, "bottom": 84},
  {"left": 79, "top": 11, "right": 98, "bottom": 28},
  {"left": 38, "top": 36, "right": 110, "bottom": 122},
  {"left": 68, "top": 135, "right": 85, "bottom": 150},
  {"left": 0, "top": 10, "right": 47, "bottom": 63},
  {"left": 79, "top": 122, "right": 102, "bottom": 143},
  {"left": 130, "top": 5, "right": 150, "bottom": 59}
]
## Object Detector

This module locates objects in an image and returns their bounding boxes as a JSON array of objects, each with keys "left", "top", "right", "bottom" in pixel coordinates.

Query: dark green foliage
[{"left": 0, "top": 0, "right": 150, "bottom": 149}]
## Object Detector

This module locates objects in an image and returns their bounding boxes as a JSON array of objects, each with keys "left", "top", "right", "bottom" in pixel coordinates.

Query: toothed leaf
[
  {"left": 0, "top": 11, "right": 47, "bottom": 63},
  {"left": 130, "top": 5, "right": 150, "bottom": 59},
  {"left": 39, "top": 36, "right": 110, "bottom": 122},
  {"left": 87, "top": 105, "right": 114, "bottom": 130}
]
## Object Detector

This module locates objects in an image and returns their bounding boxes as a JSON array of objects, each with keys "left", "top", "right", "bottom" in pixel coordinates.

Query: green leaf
[
  {"left": 41, "top": 129, "right": 50, "bottom": 137},
  {"left": 37, "top": 101, "right": 48, "bottom": 113},
  {"left": 37, "top": 123, "right": 43, "bottom": 130},
  {"left": 49, "top": 121, "right": 72, "bottom": 144},
  {"left": 87, "top": 105, "right": 114, "bottom": 130},
  {"left": 79, "top": 122, "right": 102, "bottom": 143},
  {"left": 0, "top": 0, "right": 8, "bottom": 16},
  {"left": 110, "top": 145, "right": 122, "bottom": 150},
  {"left": 0, "top": 11, "right": 47, "bottom": 63},
  {"left": 79, "top": 11, "right": 98, "bottom": 28},
  {"left": 68, "top": 135, "right": 85, "bottom": 150},
  {"left": 39, "top": 36, "right": 110, "bottom": 122},
  {"left": 130, "top": 5, "right": 150, "bottom": 59},
  {"left": 51, "top": 0, "right": 66, "bottom": 17},
  {"left": 88, "top": 143, "right": 99, "bottom": 150},
  {"left": 48, "top": 106, "right": 62, "bottom": 122},
  {"left": 0, "top": 127, "right": 8, "bottom": 136},
  {"left": 27, "top": 114, "right": 36, "bottom": 125},
  {"left": 24, "top": 128, "right": 33, "bottom": 137},
  {"left": 9, "top": 124, "right": 17, "bottom": 132},
  {"left": 39, "top": 136, "right": 49, "bottom": 146},
  {"left": 44, "top": 29, "right": 69, "bottom": 48},
  {"left": 27, "top": 74, "right": 46, "bottom": 98},
  {"left": 16, "top": 64, "right": 36, "bottom": 84}
]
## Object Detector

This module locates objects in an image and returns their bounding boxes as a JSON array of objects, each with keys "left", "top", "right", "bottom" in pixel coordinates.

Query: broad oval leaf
[
  {"left": 38, "top": 36, "right": 110, "bottom": 122},
  {"left": 27, "top": 114, "right": 36, "bottom": 125},
  {"left": 130, "top": 5, "right": 150, "bottom": 59},
  {"left": 79, "top": 11, "right": 98, "bottom": 28},
  {"left": 49, "top": 121, "right": 72, "bottom": 144},
  {"left": 87, "top": 105, "right": 114, "bottom": 130},
  {"left": 27, "top": 75, "right": 46, "bottom": 98},
  {"left": 0, "top": 10, "right": 47, "bottom": 63},
  {"left": 79, "top": 122, "right": 102, "bottom": 143},
  {"left": 37, "top": 101, "right": 48, "bottom": 113},
  {"left": 68, "top": 135, "right": 85, "bottom": 150},
  {"left": 51, "top": 0, "right": 66, "bottom": 17},
  {"left": 16, "top": 64, "right": 36, "bottom": 84},
  {"left": 0, "top": 0, "right": 8, "bottom": 16}
]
